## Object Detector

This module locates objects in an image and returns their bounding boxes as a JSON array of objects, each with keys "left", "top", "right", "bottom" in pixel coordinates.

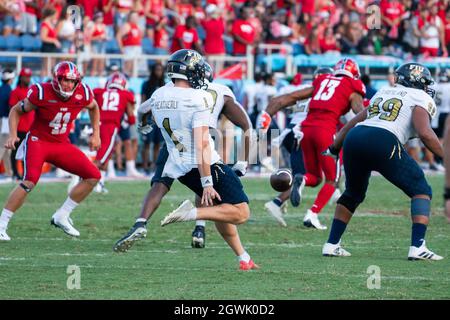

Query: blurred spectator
[
  {"left": 76, "top": 16, "right": 94, "bottom": 75},
  {"left": 340, "top": 21, "right": 365, "bottom": 54},
  {"left": 0, "top": 69, "right": 14, "bottom": 179},
  {"left": 153, "top": 16, "right": 170, "bottom": 54},
  {"left": 90, "top": 12, "right": 107, "bottom": 76},
  {"left": 243, "top": 72, "right": 263, "bottom": 115},
  {"left": 76, "top": 0, "right": 101, "bottom": 20},
  {"left": 140, "top": 62, "right": 165, "bottom": 173},
  {"left": 170, "top": 15, "right": 202, "bottom": 53},
  {"left": 20, "top": 0, "right": 38, "bottom": 35},
  {"left": 445, "top": 9, "right": 450, "bottom": 55},
  {"left": 100, "top": 0, "right": 115, "bottom": 40},
  {"left": 304, "top": 26, "right": 322, "bottom": 55},
  {"left": 320, "top": 26, "right": 340, "bottom": 53},
  {"left": 56, "top": 7, "right": 77, "bottom": 54},
  {"left": 175, "top": 0, "right": 194, "bottom": 24},
  {"left": 380, "top": 0, "right": 405, "bottom": 43},
  {"left": 0, "top": 0, "right": 22, "bottom": 36},
  {"left": 43, "top": 0, "right": 65, "bottom": 20},
  {"left": 202, "top": 4, "right": 225, "bottom": 55},
  {"left": 268, "top": 9, "right": 293, "bottom": 45},
  {"left": 387, "top": 70, "right": 396, "bottom": 86},
  {"left": 114, "top": 0, "right": 133, "bottom": 29},
  {"left": 40, "top": 7, "right": 61, "bottom": 77},
  {"left": 144, "top": 0, "right": 165, "bottom": 40},
  {"left": 117, "top": 11, "right": 143, "bottom": 76},
  {"left": 8, "top": 68, "right": 34, "bottom": 180},
  {"left": 401, "top": 4, "right": 421, "bottom": 56},
  {"left": 193, "top": 0, "right": 206, "bottom": 22},
  {"left": 231, "top": 7, "right": 256, "bottom": 56}
]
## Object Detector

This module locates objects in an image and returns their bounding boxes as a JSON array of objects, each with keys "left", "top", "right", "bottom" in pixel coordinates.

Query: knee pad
[
  {"left": 411, "top": 198, "right": 430, "bottom": 217},
  {"left": 336, "top": 193, "right": 361, "bottom": 214}
]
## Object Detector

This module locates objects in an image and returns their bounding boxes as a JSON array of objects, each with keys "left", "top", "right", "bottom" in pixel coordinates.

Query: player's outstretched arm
[
  {"left": 222, "top": 97, "right": 252, "bottom": 163},
  {"left": 5, "top": 99, "right": 36, "bottom": 150},
  {"left": 266, "top": 86, "right": 314, "bottom": 116},
  {"left": 86, "top": 99, "right": 101, "bottom": 151},
  {"left": 329, "top": 109, "right": 368, "bottom": 152},
  {"left": 194, "top": 125, "right": 221, "bottom": 206},
  {"left": 443, "top": 114, "right": 450, "bottom": 221},
  {"left": 137, "top": 99, "right": 154, "bottom": 134},
  {"left": 349, "top": 92, "right": 365, "bottom": 114},
  {"left": 413, "top": 107, "right": 443, "bottom": 159}
]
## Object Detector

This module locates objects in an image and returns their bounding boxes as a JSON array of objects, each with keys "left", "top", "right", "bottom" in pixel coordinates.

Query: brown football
[{"left": 270, "top": 169, "right": 293, "bottom": 192}]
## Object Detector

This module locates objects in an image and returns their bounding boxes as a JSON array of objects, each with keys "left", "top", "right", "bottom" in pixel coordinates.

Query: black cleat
[
  {"left": 191, "top": 226, "right": 205, "bottom": 248},
  {"left": 290, "top": 174, "right": 305, "bottom": 207},
  {"left": 113, "top": 221, "right": 147, "bottom": 253}
]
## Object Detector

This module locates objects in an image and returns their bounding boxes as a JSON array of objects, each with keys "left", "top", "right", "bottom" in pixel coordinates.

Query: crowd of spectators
[{"left": 1, "top": 1, "right": 450, "bottom": 75}]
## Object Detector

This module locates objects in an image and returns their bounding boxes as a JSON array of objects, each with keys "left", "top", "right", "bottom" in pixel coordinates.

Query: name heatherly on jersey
[{"left": 360, "top": 84, "right": 437, "bottom": 145}]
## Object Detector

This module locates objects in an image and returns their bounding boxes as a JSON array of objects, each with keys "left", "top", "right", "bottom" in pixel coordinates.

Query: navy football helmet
[
  {"left": 395, "top": 63, "right": 435, "bottom": 97},
  {"left": 166, "top": 49, "right": 208, "bottom": 89}
]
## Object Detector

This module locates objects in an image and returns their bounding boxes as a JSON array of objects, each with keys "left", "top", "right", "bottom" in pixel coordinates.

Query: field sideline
[{"left": 0, "top": 176, "right": 449, "bottom": 299}]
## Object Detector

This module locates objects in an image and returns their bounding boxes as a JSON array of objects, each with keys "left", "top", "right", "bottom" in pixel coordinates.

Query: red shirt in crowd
[
  {"left": 445, "top": 18, "right": 450, "bottom": 45},
  {"left": 9, "top": 86, "right": 35, "bottom": 133},
  {"left": 101, "top": 0, "right": 114, "bottom": 26},
  {"left": 76, "top": 0, "right": 100, "bottom": 19},
  {"left": 380, "top": 0, "right": 404, "bottom": 27},
  {"left": 122, "top": 23, "right": 142, "bottom": 47},
  {"left": 154, "top": 26, "right": 169, "bottom": 49},
  {"left": 319, "top": 37, "right": 339, "bottom": 53},
  {"left": 202, "top": 18, "right": 225, "bottom": 54},
  {"left": 176, "top": 3, "right": 194, "bottom": 20},
  {"left": 232, "top": 19, "right": 256, "bottom": 55},
  {"left": 298, "top": 0, "right": 315, "bottom": 15},
  {"left": 41, "top": 21, "right": 57, "bottom": 41},
  {"left": 25, "top": 0, "right": 37, "bottom": 16},
  {"left": 145, "top": 0, "right": 164, "bottom": 26},
  {"left": 170, "top": 25, "right": 199, "bottom": 53}
]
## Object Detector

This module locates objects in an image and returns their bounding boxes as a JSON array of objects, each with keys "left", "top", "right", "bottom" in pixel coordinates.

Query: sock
[
  {"left": 134, "top": 218, "right": 147, "bottom": 226},
  {"left": 187, "top": 207, "right": 198, "bottom": 221},
  {"left": 327, "top": 218, "right": 348, "bottom": 245},
  {"left": 311, "top": 183, "right": 336, "bottom": 214},
  {"left": 126, "top": 160, "right": 136, "bottom": 172},
  {"left": 100, "top": 170, "right": 106, "bottom": 185},
  {"left": 0, "top": 208, "right": 14, "bottom": 230},
  {"left": 238, "top": 251, "right": 251, "bottom": 263},
  {"left": 411, "top": 223, "right": 427, "bottom": 248},
  {"left": 196, "top": 220, "right": 206, "bottom": 227},
  {"left": 272, "top": 197, "right": 283, "bottom": 207},
  {"left": 53, "top": 197, "right": 79, "bottom": 220},
  {"left": 107, "top": 161, "right": 116, "bottom": 175}
]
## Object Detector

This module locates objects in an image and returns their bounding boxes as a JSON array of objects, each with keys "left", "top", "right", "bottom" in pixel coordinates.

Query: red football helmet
[
  {"left": 106, "top": 72, "right": 127, "bottom": 90},
  {"left": 333, "top": 58, "right": 361, "bottom": 79},
  {"left": 52, "top": 61, "right": 81, "bottom": 100}
]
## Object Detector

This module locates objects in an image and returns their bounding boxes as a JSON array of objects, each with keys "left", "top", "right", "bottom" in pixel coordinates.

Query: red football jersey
[
  {"left": 94, "top": 87, "right": 135, "bottom": 127},
  {"left": 27, "top": 82, "right": 94, "bottom": 143},
  {"left": 302, "top": 74, "right": 366, "bottom": 131}
]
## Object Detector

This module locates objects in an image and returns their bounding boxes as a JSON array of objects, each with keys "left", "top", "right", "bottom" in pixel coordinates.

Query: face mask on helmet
[{"left": 52, "top": 62, "right": 81, "bottom": 100}]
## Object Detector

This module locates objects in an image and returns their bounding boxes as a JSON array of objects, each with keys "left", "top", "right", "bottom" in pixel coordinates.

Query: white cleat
[
  {"left": 303, "top": 209, "right": 327, "bottom": 230},
  {"left": 280, "top": 201, "right": 288, "bottom": 214},
  {"left": 322, "top": 241, "right": 351, "bottom": 257},
  {"left": 94, "top": 182, "right": 109, "bottom": 194},
  {"left": 161, "top": 200, "right": 195, "bottom": 227},
  {"left": 408, "top": 241, "right": 443, "bottom": 261},
  {"left": 264, "top": 201, "right": 287, "bottom": 227},
  {"left": 51, "top": 216, "right": 80, "bottom": 237},
  {"left": 0, "top": 229, "right": 11, "bottom": 241}
]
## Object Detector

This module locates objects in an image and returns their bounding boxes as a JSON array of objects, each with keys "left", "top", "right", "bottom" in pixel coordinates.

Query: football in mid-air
[{"left": 270, "top": 169, "right": 293, "bottom": 192}]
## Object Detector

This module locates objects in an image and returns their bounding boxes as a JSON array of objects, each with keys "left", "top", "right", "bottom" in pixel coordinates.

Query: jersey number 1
[
  {"left": 162, "top": 118, "right": 186, "bottom": 152},
  {"left": 49, "top": 112, "right": 71, "bottom": 135}
]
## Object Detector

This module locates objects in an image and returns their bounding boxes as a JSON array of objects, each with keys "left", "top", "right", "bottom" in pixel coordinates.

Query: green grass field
[{"left": 0, "top": 176, "right": 449, "bottom": 299}]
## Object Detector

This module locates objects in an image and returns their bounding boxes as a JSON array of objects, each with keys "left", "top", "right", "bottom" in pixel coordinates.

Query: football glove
[
  {"left": 256, "top": 111, "right": 272, "bottom": 131},
  {"left": 232, "top": 161, "right": 248, "bottom": 177},
  {"left": 292, "top": 122, "right": 304, "bottom": 150},
  {"left": 321, "top": 145, "right": 340, "bottom": 159}
]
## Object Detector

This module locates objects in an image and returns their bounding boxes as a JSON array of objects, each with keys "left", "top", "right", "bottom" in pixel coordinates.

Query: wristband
[
  {"left": 201, "top": 176, "right": 213, "bottom": 188},
  {"left": 444, "top": 187, "right": 450, "bottom": 200}
]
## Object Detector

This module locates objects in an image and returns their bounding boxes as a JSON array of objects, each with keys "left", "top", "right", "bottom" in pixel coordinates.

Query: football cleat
[
  {"left": 126, "top": 168, "right": 146, "bottom": 178},
  {"left": 50, "top": 216, "right": 80, "bottom": 237},
  {"left": 408, "top": 241, "right": 443, "bottom": 261},
  {"left": 239, "top": 259, "right": 260, "bottom": 271},
  {"left": 161, "top": 200, "right": 195, "bottom": 227},
  {"left": 0, "top": 229, "right": 11, "bottom": 241},
  {"left": 280, "top": 201, "right": 288, "bottom": 214},
  {"left": 264, "top": 201, "right": 287, "bottom": 227},
  {"left": 113, "top": 222, "right": 147, "bottom": 253},
  {"left": 322, "top": 242, "right": 351, "bottom": 257},
  {"left": 94, "top": 182, "right": 109, "bottom": 194},
  {"left": 303, "top": 209, "right": 327, "bottom": 230},
  {"left": 191, "top": 225, "right": 206, "bottom": 248},
  {"left": 290, "top": 174, "right": 305, "bottom": 207}
]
